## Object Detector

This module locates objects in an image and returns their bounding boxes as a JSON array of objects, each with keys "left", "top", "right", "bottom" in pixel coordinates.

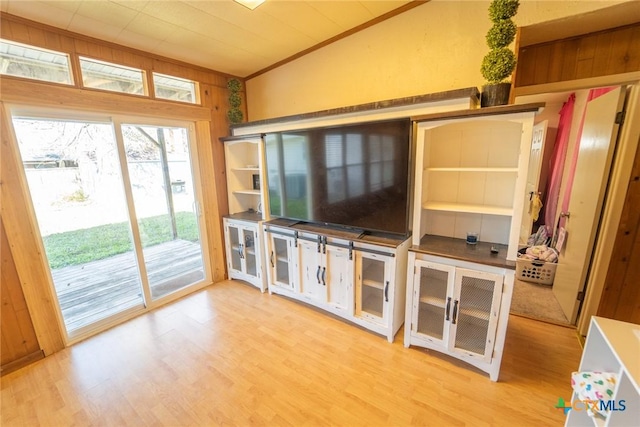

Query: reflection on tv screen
[{"left": 265, "top": 118, "right": 410, "bottom": 235}]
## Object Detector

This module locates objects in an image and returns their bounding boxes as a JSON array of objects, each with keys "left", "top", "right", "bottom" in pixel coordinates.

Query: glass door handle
[
  {"left": 384, "top": 281, "right": 389, "bottom": 302},
  {"left": 446, "top": 297, "right": 451, "bottom": 321},
  {"left": 270, "top": 250, "right": 275, "bottom": 267}
]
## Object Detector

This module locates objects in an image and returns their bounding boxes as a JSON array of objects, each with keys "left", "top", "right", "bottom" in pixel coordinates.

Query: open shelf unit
[
  {"left": 412, "top": 105, "right": 541, "bottom": 260},
  {"left": 222, "top": 134, "right": 266, "bottom": 216},
  {"left": 565, "top": 317, "right": 640, "bottom": 427}
]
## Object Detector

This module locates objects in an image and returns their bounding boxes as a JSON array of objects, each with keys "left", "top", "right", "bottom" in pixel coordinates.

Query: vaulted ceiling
[{"left": 0, "top": 0, "right": 418, "bottom": 77}]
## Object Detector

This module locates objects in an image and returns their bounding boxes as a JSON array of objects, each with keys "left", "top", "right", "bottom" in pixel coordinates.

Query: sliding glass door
[
  {"left": 120, "top": 124, "right": 205, "bottom": 299},
  {"left": 10, "top": 111, "right": 208, "bottom": 337}
]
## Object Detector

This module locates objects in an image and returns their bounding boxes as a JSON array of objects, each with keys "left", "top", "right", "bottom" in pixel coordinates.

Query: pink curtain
[
  {"left": 544, "top": 94, "right": 575, "bottom": 234},
  {"left": 559, "top": 86, "right": 617, "bottom": 229}
]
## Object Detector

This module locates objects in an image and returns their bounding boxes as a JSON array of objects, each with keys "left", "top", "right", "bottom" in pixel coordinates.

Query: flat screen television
[{"left": 264, "top": 118, "right": 412, "bottom": 236}]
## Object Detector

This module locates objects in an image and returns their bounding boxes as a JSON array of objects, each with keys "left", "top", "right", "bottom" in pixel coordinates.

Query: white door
[
  {"left": 225, "top": 221, "right": 244, "bottom": 276},
  {"left": 356, "top": 252, "right": 390, "bottom": 325},
  {"left": 448, "top": 268, "right": 503, "bottom": 363},
  {"left": 298, "top": 238, "right": 325, "bottom": 302},
  {"left": 519, "top": 120, "right": 548, "bottom": 245},
  {"left": 325, "top": 245, "right": 352, "bottom": 313},
  {"left": 267, "top": 233, "right": 295, "bottom": 290},
  {"left": 411, "top": 259, "right": 455, "bottom": 346},
  {"left": 552, "top": 87, "right": 626, "bottom": 323}
]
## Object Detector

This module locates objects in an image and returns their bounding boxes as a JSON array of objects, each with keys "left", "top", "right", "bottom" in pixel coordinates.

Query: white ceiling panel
[
  {"left": 1, "top": 0, "right": 415, "bottom": 77},
  {"left": 4, "top": 1, "right": 77, "bottom": 29}
]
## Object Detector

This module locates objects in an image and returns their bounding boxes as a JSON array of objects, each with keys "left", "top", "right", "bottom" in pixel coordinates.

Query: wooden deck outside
[{"left": 51, "top": 239, "right": 205, "bottom": 332}]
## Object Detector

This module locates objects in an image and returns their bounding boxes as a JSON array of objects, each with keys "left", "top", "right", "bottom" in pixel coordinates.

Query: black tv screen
[{"left": 264, "top": 118, "right": 411, "bottom": 236}]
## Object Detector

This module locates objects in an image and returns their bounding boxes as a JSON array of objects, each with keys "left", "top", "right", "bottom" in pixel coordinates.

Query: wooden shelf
[
  {"left": 419, "top": 295, "right": 446, "bottom": 308},
  {"left": 232, "top": 167, "right": 260, "bottom": 172},
  {"left": 422, "top": 201, "right": 513, "bottom": 216},
  {"left": 233, "top": 189, "right": 261, "bottom": 196},
  {"left": 363, "top": 279, "right": 384, "bottom": 289}
]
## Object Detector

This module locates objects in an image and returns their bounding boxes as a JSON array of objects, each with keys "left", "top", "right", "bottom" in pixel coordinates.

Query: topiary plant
[
  {"left": 227, "top": 78, "right": 244, "bottom": 124},
  {"left": 481, "top": 0, "right": 519, "bottom": 84}
]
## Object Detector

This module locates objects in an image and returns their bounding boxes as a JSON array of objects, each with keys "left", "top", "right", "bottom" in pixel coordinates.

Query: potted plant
[
  {"left": 480, "top": 0, "right": 519, "bottom": 107},
  {"left": 227, "top": 78, "right": 244, "bottom": 125}
]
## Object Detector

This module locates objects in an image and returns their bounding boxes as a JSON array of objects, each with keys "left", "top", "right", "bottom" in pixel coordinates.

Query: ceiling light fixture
[{"left": 234, "top": 0, "right": 265, "bottom": 10}]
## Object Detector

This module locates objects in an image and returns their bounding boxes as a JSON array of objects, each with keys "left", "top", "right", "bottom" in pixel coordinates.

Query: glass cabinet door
[
  {"left": 412, "top": 260, "right": 455, "bottom": 344},
  {"left": 356, "top": 252, "right": 389, "bottom": 324},
  {"left": 243, "top": 227, "right": 257, "bottom": 278},
  {"left": 227, "top": 224, "right": 242, "bottom": 273},
  {"left": 270, "top": 234, "right": 294, "bottom": 290},
  {"left": 449, "top": 269, "right": 502, "bottom": 362}
]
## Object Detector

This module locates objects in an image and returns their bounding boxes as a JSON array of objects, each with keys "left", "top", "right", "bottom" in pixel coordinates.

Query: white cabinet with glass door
[
  {"left": 223, "top": 216, "right": 265, "bottom": 292},
  {"left": 355, "top": 251, "right": 390, "bottom": 326},
  {"left": 405, "top": 252, "right": 513, "bottom": 381},
  {"left": 353, "top": 239, "right": 410, "bottom": 343},
  {"left": 221, "top": 134, "right": 268, "bottom": 292},
  {"left": 264, "top": 224, "right": 298, "bottom": 293}
]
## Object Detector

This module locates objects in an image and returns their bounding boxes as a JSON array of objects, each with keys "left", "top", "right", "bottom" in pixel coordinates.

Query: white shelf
[
  {"left": 422, "top": 201, "right": 513, "bottom": 216},
  {"left": 565, "top": 317, "right": 640, "bottom": 427},
  {"left": 426, "top": 167, "right": 518, "bottom": 173}
]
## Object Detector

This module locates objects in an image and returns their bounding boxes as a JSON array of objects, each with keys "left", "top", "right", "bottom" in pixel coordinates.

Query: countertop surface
[
  {"left": 411, "top": 234, "right": 515, "bottom": 270},
  {"left": 264, "top": 219, "right": 409, "bottom": 249}
]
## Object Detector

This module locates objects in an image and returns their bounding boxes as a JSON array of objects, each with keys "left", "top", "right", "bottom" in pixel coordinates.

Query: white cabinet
[
  {"left": 565, "top": 317, "right": 640, "bottom": 427},
  {"left": 405, "top": 251, "right": 514, "bottom": 381},
  {"left": 412, "top": 104, "right": 541, "bottom": 260},
  {"left": 352, "top": 239, "right": 410, "bottom": 342},
  {"left": 404, "top": 105, "right": 541, "bottom": 380},
  {"left": 223, "top": 216, "right": 266, "bottom": 292},
  {"left": 222, "top": 135, "right": 266, "bottom": 216},
  {"left": 355, "top": 251, "right": 390, "bottom": 325},
  {"left": 298, "top": 235, "right": 353, "bottom": 315},
  {"left": 264, "top": 221, "right": 410, "bottom": 341},
  {"left": 265, "top": 227, "right": 297, "bottom": 292},
  {"left": 221, "top": 135, "right": 268, "bottom": 292}
]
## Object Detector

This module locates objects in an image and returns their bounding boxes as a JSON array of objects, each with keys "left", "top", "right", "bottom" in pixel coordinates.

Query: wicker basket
[{"left": 515, "top": 258, "right": 557, "bottom": 285}]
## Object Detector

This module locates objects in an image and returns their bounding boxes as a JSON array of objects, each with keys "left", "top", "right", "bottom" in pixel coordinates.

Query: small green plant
[
  {"left": 227, "top": 78, "right": 244, "bottom": 124},
  {"left": 481, "top": 0, "right": 519, "bottom": 84}
]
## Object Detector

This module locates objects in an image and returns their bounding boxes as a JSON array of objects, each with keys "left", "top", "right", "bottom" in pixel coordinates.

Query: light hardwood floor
[{"left": 1, "top": 280, "right": 582, "bottom": 426}]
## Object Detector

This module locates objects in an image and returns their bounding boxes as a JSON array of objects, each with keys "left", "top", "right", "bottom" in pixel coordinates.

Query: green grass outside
[{"left": 43, "top": 212, "right": 199, "bottom": 269}]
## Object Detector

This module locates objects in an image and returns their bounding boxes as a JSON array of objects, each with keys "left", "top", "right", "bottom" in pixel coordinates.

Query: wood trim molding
[
  {"left": 195, "top": 121, "right": 226, "bottom": 283},
  {"left": 1, "top": 103, "right": 66, "bottom": 355},
  {"left": 0, "top": 350, "right": 45, "bottom": 377},
  {"left": 1, "top": 77, "right": 212, "bottom": 121}
]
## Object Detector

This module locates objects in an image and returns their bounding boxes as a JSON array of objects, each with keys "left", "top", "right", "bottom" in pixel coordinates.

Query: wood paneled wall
[
  {"left": 597, "top": 135, "right": 640, "bottom": 323},
  {"left": 1, "top": 218, "right": 44, "bottom": 375},
  {"left": 0, "top": 14, "right": 243, "bottom": 357},
  {"left": 516, "top": 23, "right": 640, "bottom": 88}
]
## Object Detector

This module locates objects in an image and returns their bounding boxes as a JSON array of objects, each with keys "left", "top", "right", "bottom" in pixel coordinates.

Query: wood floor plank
[{"left": 1, "top": 280, "right": 583, "bottom": 426}]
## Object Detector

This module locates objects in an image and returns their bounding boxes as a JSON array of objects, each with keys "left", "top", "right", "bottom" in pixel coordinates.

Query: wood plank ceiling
[{"left": 0, "top": 0, "right": 417, "bottom": 77}]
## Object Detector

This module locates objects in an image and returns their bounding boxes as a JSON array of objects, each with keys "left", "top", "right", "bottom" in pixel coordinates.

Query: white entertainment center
[{"left": 221, "top": 88, "right": 548, "bottom": 380}]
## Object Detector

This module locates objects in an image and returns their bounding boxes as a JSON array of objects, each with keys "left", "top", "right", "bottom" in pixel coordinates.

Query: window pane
[
  {"left": 0, "top": 39, "right": 72, "bottom": 85},
  {"left": 80, "top": 57, "right": 145, "bottom": 95},
  {"left": 153, "top": 73, "right": 197, "bottom": 104}
]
